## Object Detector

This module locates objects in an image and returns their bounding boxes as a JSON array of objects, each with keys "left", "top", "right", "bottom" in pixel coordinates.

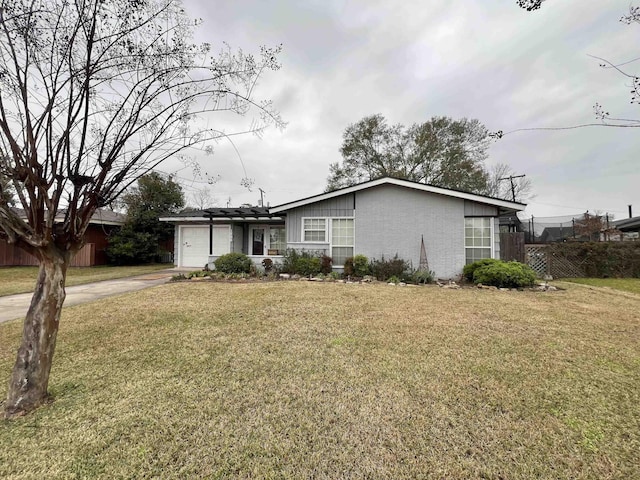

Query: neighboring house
[
  {"left": 538, "top": 226, "right": 576, "bottom": 243},
  {"left": 0, "top": 209, "right": 125, "bottom": 267},
  {"left": 161, "top": 177, "right": 525, "bottom": 279},
  {"left": 613, "top": 215, "right": 640, "bottom": 240}
]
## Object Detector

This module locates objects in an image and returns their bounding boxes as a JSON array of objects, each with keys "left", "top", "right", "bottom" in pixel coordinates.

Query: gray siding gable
[
  {"left": 464, "top": 200, "right": 498, "bottom": 217},
  {"left": 286, "top": 194, "right": 354, "bottom": 243}
]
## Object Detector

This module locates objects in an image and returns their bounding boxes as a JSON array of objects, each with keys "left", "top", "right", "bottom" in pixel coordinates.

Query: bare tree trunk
[{"left": 4, "top": 253, "right": 69, "bottom": 418}]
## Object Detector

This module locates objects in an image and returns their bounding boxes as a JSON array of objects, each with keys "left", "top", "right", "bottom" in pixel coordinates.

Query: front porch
[{"left": 203, "top": 207, "right": 286, "bottom": 271}]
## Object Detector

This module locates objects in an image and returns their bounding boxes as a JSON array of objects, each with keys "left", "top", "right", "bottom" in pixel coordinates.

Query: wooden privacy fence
[
  {"left": 0, "top": 240, "right": 96, "bottom": 267},
  {"left": 499, "top": 232, "right": 525, "bottom": 263}
]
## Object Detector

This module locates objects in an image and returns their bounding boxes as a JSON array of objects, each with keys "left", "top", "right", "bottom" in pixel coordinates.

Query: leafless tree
[
  {"left": 189, "top": 185, "right": 218, "bottom": 210},
  {"left": 484, "top": 163, "right": 533, "bottom": 202},
  {"left": 0, "top": 0, "right": 283, "bottom": 418}
]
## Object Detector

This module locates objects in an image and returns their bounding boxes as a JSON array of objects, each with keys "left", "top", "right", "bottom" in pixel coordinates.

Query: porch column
[{"left": 209, "top": 216, "right": 213, "bottom": 255}]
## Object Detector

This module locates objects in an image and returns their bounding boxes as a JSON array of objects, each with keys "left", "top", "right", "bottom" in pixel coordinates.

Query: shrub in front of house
[
  {"left": 472, "top": 261, "right": 537, "bottom": 288},
  {"left": 370, "top": 254, "right": 410, "bottom": 282},
  {"left": 343, "top": 257, "right": 355, "bottom": 276},
  {"left": 262, "top": 258, "right": 274, "bottom": 273},
  {"left": 352, "top": 254, "right": 370, "bottom": 277},
  {"left": 295, "top": 256, "right": 322, "bottom": 276},
  {"left": 214, "top": 252, "right": 252, "bottom": 274},
  {"left": 320, "top": 255, "right": 333, "bottom": 275},
  {"left": 281, "top": 249, "right": 326, "bottom": 276},
  {"left": 462, "top": 258, "right": 502, "bottom": 283},
  {"left": 412, "top": 270, "right": 435, "bottom": 285},
  {"left": 344, "top": 254, "right": 370, "bottom": 277}
]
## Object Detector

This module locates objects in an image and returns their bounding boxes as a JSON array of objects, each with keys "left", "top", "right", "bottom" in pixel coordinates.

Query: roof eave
[{"left": 270, "top": 177, "right": 526, "bottom": 213}]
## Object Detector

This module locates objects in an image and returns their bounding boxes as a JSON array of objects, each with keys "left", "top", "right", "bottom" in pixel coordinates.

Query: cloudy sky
[{"left": 168, "top": 0, "right": 638, "bottom": 221}]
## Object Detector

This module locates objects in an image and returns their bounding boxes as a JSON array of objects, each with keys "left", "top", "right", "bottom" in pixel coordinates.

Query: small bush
[
  {"left": 473, "top": 261, "right": 537, "bottom": 288},
  {"left": 214, "top": 252, "right": 252, "bottom": 274},
  {"left": 262, "top": 258, "right": 274, "bottom": 273},
  {"left": 281, "top": 249, "right": 325, "bottom": 276},
  {"left": 412, "top": 270, "right": 434, "bottom": 285},
  {"left": 387, "top": 275, "right": 400, "bottom": 284},
  {"left": 352, "top": 254, "right": 370, "bottom": 277},
  {"left": 187, "top": 270, "right": 207, "bottom": 279},
  {"left": 370, "top": 254, "right": 410, "bottom": 282},
  {"left": 280, "top": 249, "right": 299, "bottom": 274},
  {"left": 295, "top": 256, "right": 322, "bottom": 277},
  {"left": 462, "top": 258, "right": 502, "bottom": 283},
  {"left": 320, "top": 255, "right": 333, "bottom": 275},
  {"left": 343, "top": 257, "right": 355, "bottom": 276}
]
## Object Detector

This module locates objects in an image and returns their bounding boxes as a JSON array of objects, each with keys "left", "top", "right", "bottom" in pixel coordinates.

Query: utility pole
[{"left": 498, "top": 174, "right": 526, "bottom": 202}]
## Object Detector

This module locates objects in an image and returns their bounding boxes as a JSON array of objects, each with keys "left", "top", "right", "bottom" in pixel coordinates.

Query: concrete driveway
[{"left": 0, "top": 270, "right": 181, "bottom": 324}]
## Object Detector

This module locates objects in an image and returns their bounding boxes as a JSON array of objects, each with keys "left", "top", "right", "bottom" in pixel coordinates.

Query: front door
[{"left": 252, "top": 228, "right": 264, "bottom": 256}]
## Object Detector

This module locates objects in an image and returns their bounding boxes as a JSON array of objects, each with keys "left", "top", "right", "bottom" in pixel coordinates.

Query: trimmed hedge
[
  {"left": 462, "top": 258, "right": 501, "bottom": 282},
  {"left": 546, "top": 242, "right": 640, "bottom": 278},
  {"left": 214, "top": 253, "right": 252, "bottom": 274},
  {"left": 472, "top": 261, "right": 537, "bottom": 288}
]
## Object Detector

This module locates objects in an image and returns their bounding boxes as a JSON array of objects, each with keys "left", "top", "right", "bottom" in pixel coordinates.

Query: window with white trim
[
  {"left": 331, "top": 218, "right": 354, "bottom": 266},
  {"left": 303, "top": 218, "right": 326, "bottom": 242},
  {"left": 465, "top": 217, "right": 492, "bottom": 264},
  {"left": 269, "top": 226, "right": 286, "bottom": 255}
]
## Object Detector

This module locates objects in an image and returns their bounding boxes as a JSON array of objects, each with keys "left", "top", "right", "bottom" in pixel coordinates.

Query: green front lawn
[
  {"left": 1, "top": 282, "right": 639, "bottom": 478},
  {"left": 564, "top": 277, "right": 640, "bottom": 295},
  {"left": 0, "top": 264, "right": 170, "bottom": 297}
]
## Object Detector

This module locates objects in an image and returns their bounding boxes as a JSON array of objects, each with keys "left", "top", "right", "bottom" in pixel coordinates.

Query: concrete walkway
[{"left": 0, "top": 269, "right": 184, "bottom": 324}]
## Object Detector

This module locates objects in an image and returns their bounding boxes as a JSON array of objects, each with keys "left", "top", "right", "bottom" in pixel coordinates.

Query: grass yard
[
  {"left": 1, "top": 281, "right": 639, "bottom": 479},
  {"left": 564, "top": 277, "right": 640, "bottom": 295},
  {"left": 0, "top": 264, "right": 170, "bottom": 297}
]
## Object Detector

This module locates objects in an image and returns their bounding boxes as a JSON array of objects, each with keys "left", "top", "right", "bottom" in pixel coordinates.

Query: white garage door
[
  {"left": 180, "top": 227, "right": 210, "bottom": 268},
  {"left": 179, "top": 226, "right": 231, "bottom": 268}
]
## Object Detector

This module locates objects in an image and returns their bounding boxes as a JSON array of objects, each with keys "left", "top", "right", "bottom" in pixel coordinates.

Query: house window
[
  {"left": 269, "top": 227, "right": 286, "bottom": 255},
  {"left": 465, "top": 217, "right": 492, "bottom": 264},
  {"left": 331, "top": 218, "right": 354, "bottom": 266},
  {"left": 303, "top": 218, "right": 326, "bottom": 242}
]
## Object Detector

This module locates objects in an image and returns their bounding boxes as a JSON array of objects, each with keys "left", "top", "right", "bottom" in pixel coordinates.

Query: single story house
[
  {"left": 612, "top": 215, "right": 640, "bottom": 240},
  {"left": 160, "top": 177, "right": 526, "bottom": 278},
  {"left": 0, "top": 208, "right": 126, "bottom": 266}
]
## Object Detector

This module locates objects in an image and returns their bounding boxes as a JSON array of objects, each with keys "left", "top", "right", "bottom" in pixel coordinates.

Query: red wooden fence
[{"left": 0, "top": 240, "right": 96, "bottom": 267}]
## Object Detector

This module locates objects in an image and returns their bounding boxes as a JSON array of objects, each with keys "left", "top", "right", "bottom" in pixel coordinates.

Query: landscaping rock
[{"left": 279, "top": 273, "right": 291, "bottom": 279}]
